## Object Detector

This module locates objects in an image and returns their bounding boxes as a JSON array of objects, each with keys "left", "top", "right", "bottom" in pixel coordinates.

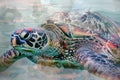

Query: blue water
[{"left": 0, "top": 0, "right": 120, "bottom": 80}]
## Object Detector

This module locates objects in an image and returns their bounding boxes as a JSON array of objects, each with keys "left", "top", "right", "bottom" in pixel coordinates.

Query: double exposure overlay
[{"left": 0, "top": 0, "right": 120, "bottom": 80}]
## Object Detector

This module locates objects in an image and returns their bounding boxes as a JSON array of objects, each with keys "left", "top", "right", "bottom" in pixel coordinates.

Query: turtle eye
[{"left": 20, "top": 31, "right": 31, "bottom": 40}]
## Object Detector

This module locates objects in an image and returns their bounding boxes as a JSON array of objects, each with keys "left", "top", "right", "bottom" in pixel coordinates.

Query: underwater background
[{"left": 0, "top": 0, "right": 120, "bottom": 80}]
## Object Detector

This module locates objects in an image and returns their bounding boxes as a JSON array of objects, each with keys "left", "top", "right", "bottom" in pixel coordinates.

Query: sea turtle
[{"left": 0, "top": 11, "right": 120, "bottom": 80}]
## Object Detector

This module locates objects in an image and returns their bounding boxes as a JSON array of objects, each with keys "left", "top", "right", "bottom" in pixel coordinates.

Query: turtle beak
[
  {"left": 11, "top": 34, "right": 25, "bottom": 47},
  {"left": 11, "top": 36, "right": 17, "bottom": 46}
]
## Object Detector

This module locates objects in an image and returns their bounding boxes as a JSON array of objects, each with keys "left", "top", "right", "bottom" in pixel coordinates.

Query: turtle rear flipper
[{"left": 76, "top": 47, "right": 120, "bottom": 80}]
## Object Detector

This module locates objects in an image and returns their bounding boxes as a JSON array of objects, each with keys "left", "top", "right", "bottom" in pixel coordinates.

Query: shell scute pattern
[
  {"left": 49, "top": 11, "right": 118, "bottom": 41},
  {"left": 48, "top": 11, "right": 120, "bottom": 59},
  {"left": 1, "top": 11, "right": 120, "bottom": 80}
]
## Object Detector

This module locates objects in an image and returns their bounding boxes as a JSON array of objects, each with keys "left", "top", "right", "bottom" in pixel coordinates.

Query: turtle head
[{"left": 11, "top": 28, "right": 49, "bottom": 56}]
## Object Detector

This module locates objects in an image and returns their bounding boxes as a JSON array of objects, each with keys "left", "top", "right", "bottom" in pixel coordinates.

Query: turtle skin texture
[{"left": 0, "top": 11, "right": 120, "bottom": 80}]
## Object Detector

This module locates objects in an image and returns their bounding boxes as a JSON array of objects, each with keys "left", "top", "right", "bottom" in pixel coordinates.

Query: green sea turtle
[{"left": 0, "top": 11, "right": 120, "bottom": 80}]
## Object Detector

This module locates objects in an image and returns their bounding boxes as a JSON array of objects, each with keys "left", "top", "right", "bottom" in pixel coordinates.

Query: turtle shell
[
  {"left": 48, "top": 11, "right": 119, "bottom": 39},
  {"left": 46, "top": 11, "right": 120, "bottom": 60}
]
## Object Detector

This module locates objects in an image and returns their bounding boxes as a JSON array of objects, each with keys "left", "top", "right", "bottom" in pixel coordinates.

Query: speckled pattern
[{"left": 0, "top": 10, "right": 120, "bottom": 80}]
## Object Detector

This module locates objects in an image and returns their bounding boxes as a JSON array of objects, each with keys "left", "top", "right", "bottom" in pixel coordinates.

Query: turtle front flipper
[
  {"left": 0, "top": 48, "right": 25, "bottom": 72},
  {"left": 37, "top": 59, "right": 84, "bottom": 69},
  {"left": 27, "top": 56, "right": 84, "bottom": 69},
  {"left": 76, "top": 47, "right": 120, "bottom": 80}
]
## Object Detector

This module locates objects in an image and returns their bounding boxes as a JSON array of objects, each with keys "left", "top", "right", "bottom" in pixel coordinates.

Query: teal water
[{"left": 0, "top": 0, "right": 120, "bottom": 80}]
